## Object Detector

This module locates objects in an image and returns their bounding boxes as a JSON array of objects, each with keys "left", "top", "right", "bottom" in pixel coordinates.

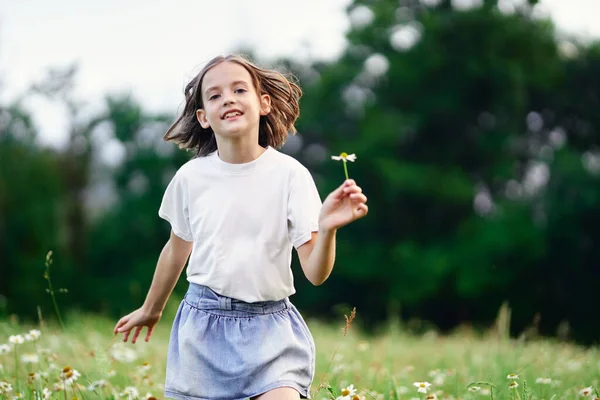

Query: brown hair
[{"left": 163, "top": 54, "right": 302, "bottom": 157}]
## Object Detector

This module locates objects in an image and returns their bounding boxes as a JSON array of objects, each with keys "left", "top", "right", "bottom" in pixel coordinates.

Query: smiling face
[{"left": 196, "top": 61, "right": 271, "bottom": 143}]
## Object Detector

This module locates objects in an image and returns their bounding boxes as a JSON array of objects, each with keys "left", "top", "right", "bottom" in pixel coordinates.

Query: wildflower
[
  {"left": 413, "top": 382, "right": 432, "bottom": 394},
  {"left": 468, "top": 386, "right": 481, "bottom": 392},
  {"left": 331, "top": 152, "right": 357, "bottom": 180},
  {"left": 8, "top": 335, "right": 25, "bottom": 345},
  {"left": 507, "top": 373, "right": 519, "bottom": 380},
  {"left": 121, "top": 386, "right": 140, "bottom": 400},
  {"left": 40, "top": 388, "right": 52, "bottom": 400},
  {"left": 425, "top": 395, "right": 438, "bottom": 400},
  {"left": 331, "top": 152, "right": 357, "bottom": 162},
  {"left": 25, "top": 330, "right": 41, "bottom": 341},
  {"left": 509, "top": 382, "right": 519, "bottom": 390},
  {"left": 88, "top": 380, "right": 108, "bottom": 391},
  {"left": 579, "top": 387, "right": 593, "bottom": 396},
  {"left": 536, "top": 377, "right": 552, "bottom": 385},
  {"left": 0, "top": 344, "right": 10, "bottom": 354},
  {"left": 27, "top": 372, "right": 42, "bottom": 385},
  {"left": 145, "top": 393, "right": 157, "bottom": 400},
  {"left": 21, "top": 353, "right": 39, "bottom": 364},
  {"left": 137, "top": 362, "right": 151, "bottom": 374},
  {"left": 340, "top": 384, "right": 357, "bottom": 397},
  {"left": 0, "top": 381, "right": 13, "bottom": 395},
  {"left": 351, "top": 395, "right": 365, "bottom": 400},
  {"left": 59, "top": 366, "right": 81, "bottom": 385},
  {"left": 110, "top": 343, "right": 138, "bottom": 363}
]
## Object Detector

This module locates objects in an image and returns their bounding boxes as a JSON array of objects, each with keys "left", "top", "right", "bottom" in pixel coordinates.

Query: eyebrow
[{"left": 204, "top": 80, "right": 250, "bottom": 95}]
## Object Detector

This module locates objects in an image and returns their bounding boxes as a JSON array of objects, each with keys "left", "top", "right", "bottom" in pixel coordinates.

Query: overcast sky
[{"left": 1, "top": 0, "right": 599, "bottom": 149}]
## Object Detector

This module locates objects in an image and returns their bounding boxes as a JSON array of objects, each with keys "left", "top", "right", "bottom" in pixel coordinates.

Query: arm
[
  {"left": 296, "top": 179, "right": 368, "bottom": 286},
  {"left": 296, "top": 230, "right": 336, "bottom": 286},
  {"left": 113, "top": 231, "right": 192, "bottom": 343}
]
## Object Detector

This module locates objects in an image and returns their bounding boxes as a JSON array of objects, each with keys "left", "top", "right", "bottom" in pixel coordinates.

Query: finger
[
  {"left": 344, "top": 179, "right": 355, "bottom": 186},
  {"left": 349, "top": 193, "right": 367, "bottom": 203},
  {"left": 114, "top": 316, "right": 129, "bottom": 334},
  {"left": 343, "top": 185, "right": 362, "bottom": 194},
  {"left": 145, "top": 326, "right": 155, "bottom": 342},
  {"left": 131, "top": 326, "right": 143, "bottom": 344},
  {"left": 122, "top": 329, "right": 132, "bottom": 342},
  {"left": 356, "top": 203, "right": 369, "bottom": 216}
]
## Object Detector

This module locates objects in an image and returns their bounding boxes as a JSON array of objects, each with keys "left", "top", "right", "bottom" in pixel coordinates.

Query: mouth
[{"left": 221, "top": 110, "right": 243, "bottom": 120}]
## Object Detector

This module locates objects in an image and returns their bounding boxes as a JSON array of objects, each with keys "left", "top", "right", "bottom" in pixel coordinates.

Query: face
[{"left": 196, "top": 61, "right": 271, "bottom": 141}]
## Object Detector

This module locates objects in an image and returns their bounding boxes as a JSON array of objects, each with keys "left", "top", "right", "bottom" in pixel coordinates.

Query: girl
[{"left": 114, "top": 54, "right": 368, "bottom": 400}]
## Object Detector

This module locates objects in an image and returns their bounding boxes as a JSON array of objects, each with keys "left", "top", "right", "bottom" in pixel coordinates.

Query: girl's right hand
[{"left": 113, "top": 307, "right": 161, "bottom": 343}]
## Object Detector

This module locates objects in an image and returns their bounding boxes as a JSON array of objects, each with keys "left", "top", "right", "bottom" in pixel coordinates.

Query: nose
[{"left": 222, "top": 90, "right": 235, "bottom": 106}]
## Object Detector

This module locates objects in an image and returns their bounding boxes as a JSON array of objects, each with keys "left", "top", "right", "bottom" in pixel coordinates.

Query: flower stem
[
  {"left": 343, "top": 161, "right": 349, "bottom": 180},
  {"left": 14, "top": 345, "right": 19, "bottom": 393},
  {"left": 45, "top": 251, "right": 66, "bottom": 331}
]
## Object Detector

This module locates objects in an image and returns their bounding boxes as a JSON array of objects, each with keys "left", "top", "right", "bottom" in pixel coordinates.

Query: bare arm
[
  {"left": 141, "top": 231, "right": 193, "bottom": 314},
  {"left": 114, "top": 231, "right": 192, "bottom": 343},
  {"left": 296, "top": 230, "right": 336, "bottom": 286}
]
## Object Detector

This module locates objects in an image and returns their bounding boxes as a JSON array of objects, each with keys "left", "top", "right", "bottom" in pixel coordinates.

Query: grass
[{"left": 0, "top": 304, "right": 599, "bottom": 400}]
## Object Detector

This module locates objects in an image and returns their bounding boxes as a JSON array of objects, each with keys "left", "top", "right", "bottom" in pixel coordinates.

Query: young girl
[{"left": 114, "top": 54, "right": 368, "bottom": 400}]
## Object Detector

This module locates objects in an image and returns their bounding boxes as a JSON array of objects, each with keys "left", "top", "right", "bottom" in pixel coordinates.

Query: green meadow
[{"left": 1, "top": 304, "right": 598, "bottom": 400}]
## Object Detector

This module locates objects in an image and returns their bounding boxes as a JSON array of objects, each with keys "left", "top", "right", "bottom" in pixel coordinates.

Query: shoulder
[
  {"left": 267, "top": 148, "right": 311, "bottom": 176},
  {"left": 174, "top": 153, "right": 214, "bottom": 179}
]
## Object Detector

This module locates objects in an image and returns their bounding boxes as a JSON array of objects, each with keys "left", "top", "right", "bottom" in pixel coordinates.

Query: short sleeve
[
  {"left": 158, "top": 171, "right": 193, "bottom": 242},
  {"left": 288, "top": 166, "right": 322, "bottom": 249}
]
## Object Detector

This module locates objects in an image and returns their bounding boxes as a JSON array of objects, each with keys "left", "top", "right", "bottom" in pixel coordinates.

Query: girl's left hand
[{"left": 319, "top": 179, "right": 368, "bottom": 232}]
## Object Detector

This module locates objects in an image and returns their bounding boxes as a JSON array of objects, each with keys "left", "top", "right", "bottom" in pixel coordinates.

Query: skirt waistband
[{"left": 183, "top": 283, "right": 290, "bottom": 315}]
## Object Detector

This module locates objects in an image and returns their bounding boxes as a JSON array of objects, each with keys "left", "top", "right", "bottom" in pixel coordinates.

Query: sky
[{"left": 1, "top": 0, "right": 599, "bottom": 149}]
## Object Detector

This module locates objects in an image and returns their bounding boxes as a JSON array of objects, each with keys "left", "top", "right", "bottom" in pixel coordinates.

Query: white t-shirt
[{"left": 158, "top": 146, "right": 322, "bottom": 302}]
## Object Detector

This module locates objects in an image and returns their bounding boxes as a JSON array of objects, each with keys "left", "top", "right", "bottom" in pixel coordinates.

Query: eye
[
  {"left": 208, "top": 94, "right": 220, "bottom": 101},
  {"left": 234, "top": 88, "right": 247, "bottom": 94}
]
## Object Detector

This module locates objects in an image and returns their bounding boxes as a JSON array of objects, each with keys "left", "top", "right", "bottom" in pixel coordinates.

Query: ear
[
  {"left": 196, "top": 109, "right": 210, "bottom": 129},
  {"left": 259, "top": 94, "right": 271, "bottom": 116}
]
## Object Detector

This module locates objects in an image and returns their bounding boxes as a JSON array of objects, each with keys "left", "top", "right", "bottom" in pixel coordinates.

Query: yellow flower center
[
  {"left": 340, "top": 152, "right": 348, "bottom": 158},
  {"left": 341, "top": 389, "right": 350, "bottom": 396},
  {"left": 420, "top": 384, "right": 426, "bottom": 388},
  {"left": 62, "top": 366, "right": 72, "bottom": 373}
]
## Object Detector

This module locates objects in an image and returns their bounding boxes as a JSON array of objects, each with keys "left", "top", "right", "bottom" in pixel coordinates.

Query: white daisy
[
  {"left": 331, "top": 152, "right": 357, "bottom": 162},
  {"left": 413, "top": 382, "right": 432, "bottom": 394},
  {"left": 8, "top": 335, "right": 25, "bottom": 345}
]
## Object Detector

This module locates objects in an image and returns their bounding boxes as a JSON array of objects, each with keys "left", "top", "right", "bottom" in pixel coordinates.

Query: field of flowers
[{"left": 0, "top": 307, "right": 599, "bottom": 400}]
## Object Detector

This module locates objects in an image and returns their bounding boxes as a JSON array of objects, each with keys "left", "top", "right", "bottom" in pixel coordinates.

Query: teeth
[{"left": 224, "top": 111, "right": 241, "bottom": 119}]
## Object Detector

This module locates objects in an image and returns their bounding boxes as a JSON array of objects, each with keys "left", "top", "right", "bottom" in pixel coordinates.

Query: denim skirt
[{"left": 164, "top": 283, "right": 315, "bottom": 400}]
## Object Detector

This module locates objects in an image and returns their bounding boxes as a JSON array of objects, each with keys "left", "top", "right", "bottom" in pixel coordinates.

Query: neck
[{"left": 214, "top": 136, "right": 266, "bottom": 164}]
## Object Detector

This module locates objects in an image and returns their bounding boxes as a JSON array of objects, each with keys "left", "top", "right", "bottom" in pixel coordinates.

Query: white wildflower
[
  {"left": 8, "top": 335, "right": 25, "bottom": 345},
  {"left": 579, "top": 387, "right": 593, "bottom": 396},
  {"left": 121, "top": 386, "right": 140, "bottom": 400},
  {"left": 0, "top": 344, "right": 10, "bottom": 354},
  {"left": 21, "top": 353, "right": 39, "bottom": 364},
  {"left": 413, "top": 382, "right": 431, "bottom": 393},
  {"left": 0, "top": 381, "right": 13, "bottom": 395},
  {"left": 336, "top": 384, "right": 357, "bottom": 399},
  {"left": 468, "top": 386, "right": 481, "bottom": 392},
  {"left": 110, "top": 343, "right": 138, "bottom": 363},
  {"left": 59, "top": 366, "right": 81, "bottom": 385},
  {"left": 331, "top": 152, "right": 357, "bottom": 162},
  {"left": 509, "top": 381, "right": 519, "bottom": 390},
  {"left": 507, "top": 373, "right": 519, "bottom": 380}
]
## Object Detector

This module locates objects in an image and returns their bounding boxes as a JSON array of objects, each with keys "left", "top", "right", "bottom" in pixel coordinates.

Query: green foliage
[{"left": 2, "top": 0, "right": 600, "bottom": 343}]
